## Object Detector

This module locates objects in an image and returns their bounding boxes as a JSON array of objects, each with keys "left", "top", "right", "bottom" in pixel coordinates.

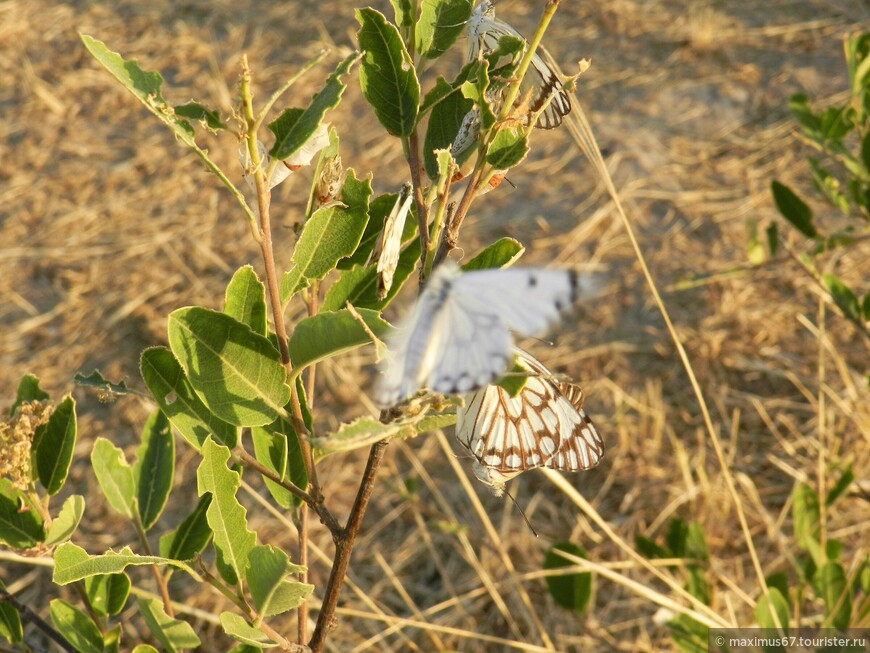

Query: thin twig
[
  {"left": 0, "top": 588, "right": 76, "bottom": 653},
  {"left": 308, "top": 440, "right": 389, "bottom": 653}
]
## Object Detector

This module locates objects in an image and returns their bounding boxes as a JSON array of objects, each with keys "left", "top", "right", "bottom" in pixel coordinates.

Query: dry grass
[{"left": 1, "top": 0, "right": 869, "bottom": 651}]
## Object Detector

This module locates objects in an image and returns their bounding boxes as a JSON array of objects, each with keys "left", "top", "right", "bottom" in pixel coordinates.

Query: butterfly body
[
  {"left": 456, "top": 348, "right": 604, "bottom": 496},
  {"left": 466, "top": 0, "right": 572, "bottom": 130},
  {"left": 375, "top": 261, "right": 589, "bottom": 407}
]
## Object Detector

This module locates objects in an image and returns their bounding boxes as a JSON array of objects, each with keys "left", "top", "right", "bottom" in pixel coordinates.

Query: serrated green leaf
[
  {"left": 356, "top": 8, "right": 420, "bottom": 137},
  {"left": 80, "top": 36, "right": 198, "bottom": 146},
  {"left": 486, "top": 125, "right": 528, "bottom": 169},
  {"left": 288, "top": 308, "right": 390, "bottom": 374},
  {"left": 167, "top": 307, "right": 290, "bottom": 427},
  {"left": 771, "top": 180, "right": 817, "bottom": 238},
  {"left": 174, "top": 101, "right": 226, "bottom": 131},
  {"left": 822, "top": 273, "right": 861, "bottom": 321},
  {"left": 219, "top": 612, "right": 277, "bottom": 648},
  {"left": 197, "top": 439, "right": 257, "bottom": 586},
  {"left": 252, "top": 416, "right": 307, "bottom": 509},
  {"left": 281, "top": 170, "right": 372, "bottom": 300},
  {"left": 224, "top": 265, "right": 267, "bottom": 336},
  {"left": 85, "top": 573, "right": 130, "bottom": 617},
  {"left": 312, "top": 413, "right": 454, "bottom": 461},
  {"left": 0, "top": 479, "right": 44, "bottom": 549},
  {"left": 462, "top": 238, "right": 525, "bottom": 271},
  {"left": 247, "top": 545, "right": 313, "bottom": 617},
  {"left": 755, "top": 588, "right": 789, "bottom": 628},
  {"left": 133, "top": 410, "right": 175, "bottom": 530},
  {"left": 268, "top": 52, "right": 360, "bottom": 161},
  {"left": 424, "top": 81, "right": 474, "bottom": 178},
  {"left": 74, "top": 370, "right": 138, "bottom": 398},
  {"left": 159, "top": 494, "right": 212, "bottom": 561},
  {"left": 417, "top": 0, "right": 473, "bottom": 59},
  {"left": 91, "top": 438, "right": 135, "bottom": 519},
  {"left": 10, "top": 374, "right": 49, "bottom": 416},
  {"left": 819, "top": 561, "right": 852, "bottom": 628},
  {"left": 52, "top": 542, "right": 199, "bottom": 585},
  {"left": 33, "top": 395, "right": 76, "bottom": 495},
  {"left": 140, "top": 347, "right": 238, "bottom": 449},
  {"left": 543, "top": 542, "right": 592, "bottom": 612},
  {"left": 138, "top": 597, "right": 201, "bottom": 652},
  {"left": 50, "top": 599, "right": 104, "bottom": 653},
  {"left": 45, "top": 495, "right": 85, "bottom": 547}
]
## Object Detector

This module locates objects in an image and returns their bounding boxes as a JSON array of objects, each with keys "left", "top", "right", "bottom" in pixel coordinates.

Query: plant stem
[
  {"left": 0, "top": 588, "right": 76, "bottom": 653},
  {"left": 308, "top": 440, "right": 388, "bottom": 652},
  {"left": 405, "top": 130, "right": 430, "bottom": 281},
  {"left": 132, "top": 513, "right": 174, "bottom": 617}
]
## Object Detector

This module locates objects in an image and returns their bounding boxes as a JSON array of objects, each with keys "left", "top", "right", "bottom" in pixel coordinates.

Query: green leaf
[
  {"left": 132, "top": 647, "right": 160, "bottom": 653},
  {"left": 45, "top": 495, "right": 85, "bottom": 547},
  {"left": 356, "top": 8, "right": 420, "bottom": 137},
  {"left": 219, "top": 612, "right": 277, "bottom": 648},
  {"left": 827, "top": 463, "right": 854, "bottom": 506},
  {"left": 683, "top": 522, "right": 709, "bottom": 562},
  {"left": 104, "top": 625, "right": 121, "bottom": 653},
  {"left": 423, "top": 80, "right": 474, "bottom": 178},
  {"left": 0, "top": 580, "right": 23, "bottom": 644},
  {"left": 746, "top": 219, "right": 765, "bottom": 265},
  {"left": 52, "top": 543, "right": 199, "bottom": 585},
  {"left": 323, "top": 239, "right": 421, "bottom": 312},
  {"left": 196, "top": 439, "right": 257, "bottom": 586},
  {"left": 543, "top": 542, "right": 592, "bottom": 612},
  {"left": 288, "top": 308, "right": 390, "bottom": 373},
  {"left": 417, "top": 0, "right": 473, "bottom": 59},
  {"left": 84, "top": 573, "right": 130, "bottom": 616},
  {"left": 808, "top": 158, "right": 851, "bottom": 213},
  {"left": 766, "top": 222, "right": 779, "bottom": 256},
  {"left": 133, "top": 410, "right": 175, "bottom": 530},
  {"left": 281, "top": 170, "right": 372, "bottom": 300},
  {"left": 486, "top": 125, "right": 529, "bottom": 169},
  {"left": 80, "top": 36, "right": 198, "bottom": 147},
  {"left": 494, "top": 356, "right": 527, "bottom": 398},
  {"left": 765, "top": 572, "right": 789, "bottom": 601},
  {"left": 792, "top": 482, "right": 820, "bottom": 553},
  {"left": 771, "top": 180, "right": 817, "bottom": 238},
  {"left": 268, "top": 52, "right": 361, "bottom": 161},
  {"left": 337, "top": 191, "right": 401, "bottom": 270},
  {"left": 247, "top": 545, "right": 313, "bottom": 617},
  {"left": 74, "top": 370, "right": 138, "bottom": 398},
  {"left": 635, "top": 534, "right": 670, "bottom": 559},
  {"left": 138, "top": 597, "right": 201, "bottom": 652},
  {"left": 822, "top": 273, "right": 861, "bottom": 321},
  {"left": 389, "top": 0, "right": 414, "bottom": 28},
  {"left": 252, "top": 417, "right": 306, "bottom": 509},
  {"left": 789, "top": 93, "right": 821, "bottom": 137},
  {"left": 666, "top": 614, "right": 708, "bottom": 653},
  {"left": 863, "top": 292, "right": 870, "bottom": 322},
  {"left": 224, "top": 265, "right": 267, "bottom": 336},
  {"left": 462, "top": 238, "right": 525, "bottom": 271},
  {"left": 862, "top": 130, "right": 870, "bottom": 174},
  {"left": 755, "top": 587, "right": 789, "bottom": 629},
  {"left": 312, "top": 413, "right": 455, "bottom": 461},
  {"left": 140, "top": 347, "right": 238, "bottom": 449},
  {"left": 819, "top": 562, "right": 852, "bottom": 628},
  {"left": 0, "top": 479, "right": 45, "bottom": 548},
  {"left": 159, "top": 494, "right": 213, "bottom": 561},
  {"left": 173, "top": 102, "right": 227, "bottom": 130},
  {"left": 33, "top": 395, "right": 76, "bottom": 495},
  {"left": 10, "top": 374, "right": 49, "bottom": 416},
  {"left": 50, "top": 599, "right": 104, "bottom": 653},
  {"left": 91, "top": 438, "right": 135, "bottom": 519},
  {"left": 167, "top": 307, "right": 290, "bottom": 427}
]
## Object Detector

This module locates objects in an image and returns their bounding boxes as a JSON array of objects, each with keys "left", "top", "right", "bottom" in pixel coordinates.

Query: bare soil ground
[{"left": 1, "top": 0, "right": 868, "bottom": 651}]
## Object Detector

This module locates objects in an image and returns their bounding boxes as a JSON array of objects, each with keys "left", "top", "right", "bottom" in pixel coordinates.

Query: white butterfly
[
  {"left": 370, "top": 182, "right": 413, "bottom": 299},
  {"left": 375, "top": 260, "right": 593, "bottom": 407},
  {"left": 466, "top": 0, "right": 572, "bottom": 130},
  {"left": 456, "top": 347, "right": 604, "bottom": 496}
]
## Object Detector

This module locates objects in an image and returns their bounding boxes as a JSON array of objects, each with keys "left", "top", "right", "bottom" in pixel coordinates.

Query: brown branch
[{"left": 308, "top": 440, "right": 389, "bottom": 652}]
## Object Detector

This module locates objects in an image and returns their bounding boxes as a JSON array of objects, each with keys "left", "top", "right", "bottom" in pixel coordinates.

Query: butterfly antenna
[{"left": 504, "top": 488, "right": 538, "bottom": 538}]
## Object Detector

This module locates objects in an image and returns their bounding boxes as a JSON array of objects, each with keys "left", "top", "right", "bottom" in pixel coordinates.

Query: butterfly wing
[{"left": 456, "top": 348, "right": 604, "bottom": 494}]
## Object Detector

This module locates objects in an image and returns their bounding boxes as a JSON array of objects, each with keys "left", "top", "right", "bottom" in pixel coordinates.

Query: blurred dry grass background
[{"left": 1, "top": 0, "right": 869, "bottom": 651}]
